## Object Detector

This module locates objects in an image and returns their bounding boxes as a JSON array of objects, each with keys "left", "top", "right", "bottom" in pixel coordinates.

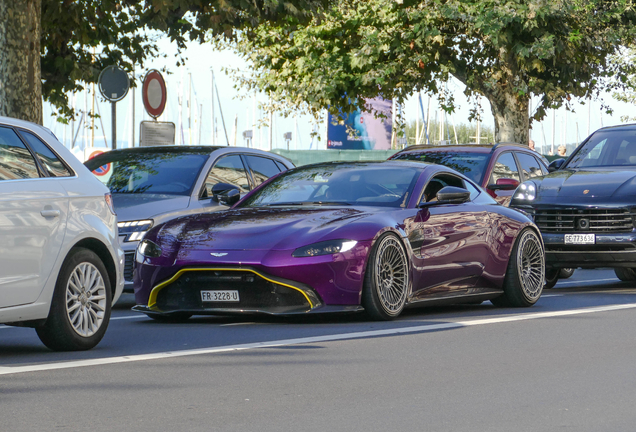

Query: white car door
[{"left": 0, "top": 126, "right": 69, "bottom": 308}]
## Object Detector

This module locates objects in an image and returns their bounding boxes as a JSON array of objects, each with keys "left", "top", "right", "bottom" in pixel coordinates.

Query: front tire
[
  {"left": 362, "top": 233, "right": 409, "bottom": 320},
  {"left": 491, "top": 229, "right": 544, "bottom": 307},
  {"left": 559, "top": 268, "right": 575, "bottom": 279},
  {"left": 36, "top": 248, "right": 112, "bottom": 351},
  {"left": 614, "top": 267, "right": 636, "bottom": 282}
]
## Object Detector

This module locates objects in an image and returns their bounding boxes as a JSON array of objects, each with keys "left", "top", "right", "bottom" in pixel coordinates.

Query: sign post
[
  {"left": 98, "top": 66, "right": 130, "bottom": 149},
  {"left": 140, "top": 70, "right": 173, "bottom": 147}
]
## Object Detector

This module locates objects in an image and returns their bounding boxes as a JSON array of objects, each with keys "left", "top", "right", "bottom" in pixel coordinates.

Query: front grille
[
  {"left": 124, "top": 252, "right": 135, "bottom": 282},
  {"left": 535, "top": 208, "right": 636, "bottom": 233},
  {"left": 155, "top": 270, "right": 312, "bottom": 311}
]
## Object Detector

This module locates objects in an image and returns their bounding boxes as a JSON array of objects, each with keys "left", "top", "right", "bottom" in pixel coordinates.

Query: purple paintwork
[{"left": 133, "top": 161, "right": 537, "bottom": 318}]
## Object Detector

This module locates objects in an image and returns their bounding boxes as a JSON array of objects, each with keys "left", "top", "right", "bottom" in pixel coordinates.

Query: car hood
[
  {"left": 533, "top": 168, "right": 636, "bottom": 200},
  {"left": 155, "top": 206, "right": 374, "bottom": 253},
  {"left": 112, "top": 194, "right": 191, "bottom": 222}
]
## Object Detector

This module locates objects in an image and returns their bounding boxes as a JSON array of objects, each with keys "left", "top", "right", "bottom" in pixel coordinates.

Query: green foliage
[
  {"left": 613, "top": 47, "right": 636, "bottom": 122},
  {"left": 219, "top": 0, "right": 636, "bottom": 141},
  {"left": 40, "top": 0, "right": 330, "bottom": 121}
]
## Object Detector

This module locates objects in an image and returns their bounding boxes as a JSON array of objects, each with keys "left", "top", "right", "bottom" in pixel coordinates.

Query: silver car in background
[
  {"left": 0, "top": 116, "right": 124, "bottom": 351},
  {"left": 84, "top": 146, "right": 294, "bottom": 291}
]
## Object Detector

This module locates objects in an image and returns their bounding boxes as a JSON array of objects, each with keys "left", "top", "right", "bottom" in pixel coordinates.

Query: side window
[
  {"left": 202, "top": 155, "right": 250, "bottom": 198},
  {"left": 535, "top": 156, "right": 549, "bottom": 175},
  {"left": 275, "top": 160, "right": 289, "bottom": 172},
  {"left": 489, "top": 152, "right": 520, "bottom": 184},
  {"left": 19, "top": 130, "right": 72, "bottom": 177},
  {"left": 0, "top": 126, "right": 40, "bottom": 181},
  {"left": 421, "top": 174, "right": 464, "bottom": 203},
  {"left": 245, "top": 155, "right": 281, "bottom": 186},
  {"left": 516, "top": 152, "right": 544, "bottom": 181}
]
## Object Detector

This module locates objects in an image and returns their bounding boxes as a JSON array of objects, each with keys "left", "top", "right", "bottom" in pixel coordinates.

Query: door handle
[{"left": 40, "top": 209, "right": 60, "bottom": 218}]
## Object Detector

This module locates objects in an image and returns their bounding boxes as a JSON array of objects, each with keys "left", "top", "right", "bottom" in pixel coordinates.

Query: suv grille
[{"left": 535, "top": 208, "right": 636, "bottom": 233}]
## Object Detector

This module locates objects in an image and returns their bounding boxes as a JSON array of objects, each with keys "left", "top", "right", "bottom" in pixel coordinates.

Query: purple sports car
[{"left": 132, "top": 161, "right": 545, "bottom": 321}]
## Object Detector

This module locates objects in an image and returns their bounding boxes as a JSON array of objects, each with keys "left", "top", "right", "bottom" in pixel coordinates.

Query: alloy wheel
[
  {"left": 374, "top": 235, "right": 408, "bottom": 314},
  {"left": 66, "top": 262, "right": 108, "bottom": 337}
]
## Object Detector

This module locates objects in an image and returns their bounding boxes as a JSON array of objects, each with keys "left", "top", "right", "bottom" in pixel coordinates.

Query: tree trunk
[
  {"left": 483, "top": 85, "right": 529, "bottom": 145},
  {"left": 0, "top": 0, "right": 42, "bottom": 124}
]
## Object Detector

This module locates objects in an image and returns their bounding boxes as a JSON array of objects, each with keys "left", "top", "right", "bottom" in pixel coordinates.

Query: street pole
[{"left": 111, "top": 102, "right": 116, "bottom": 149}]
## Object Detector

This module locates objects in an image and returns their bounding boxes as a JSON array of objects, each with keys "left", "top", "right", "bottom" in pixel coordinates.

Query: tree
[
  {"left": 221, "top": 0, "right": 636, "bottom": 144},
  {"left": 613, "top": 48, "right": 636, "bottom": 122},
  {"left": 0, "top": 0, "right": 329, "bottom": 124}
]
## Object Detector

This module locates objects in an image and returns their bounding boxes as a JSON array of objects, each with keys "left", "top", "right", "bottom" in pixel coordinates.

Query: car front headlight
[
  {"left": 513, "top": 182, "right": 537, "bottom": 201},
  {"left": 118, "top": 219, "right": 153, "bottom": 242},
  {"left": 292, "top": 239, "right": 358, "bottom": 257},
  {"left": 136, "top": 239, "right": 163, "bottom": 262}
]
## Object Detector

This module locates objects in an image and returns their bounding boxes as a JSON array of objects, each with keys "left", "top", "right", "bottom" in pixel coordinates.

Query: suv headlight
[
  {"left": 513, "top": 182, "right": 537, "bottom": 201},
  {"left": 118, "top": 219, "right": 153, "bottom": 242},
  {"left": 292, "top": 239, "right": 358, "bottom": 257}
]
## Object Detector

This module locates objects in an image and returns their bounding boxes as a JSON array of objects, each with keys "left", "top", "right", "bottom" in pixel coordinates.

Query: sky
[{"left": 43, "top": 36, "right": 636, "bottom": 156}]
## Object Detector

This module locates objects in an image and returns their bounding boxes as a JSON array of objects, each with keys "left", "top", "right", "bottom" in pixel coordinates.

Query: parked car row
[{"left": 4, "top": 110, "right": 633, "bottom": 351}]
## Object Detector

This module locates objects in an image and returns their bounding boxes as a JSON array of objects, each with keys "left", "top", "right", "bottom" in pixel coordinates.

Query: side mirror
[
  {"left": 420, "top": 185, "right": 471, "bottom": 205},
  {"left": 487, "top": 178, "right": 520, "bottom": 191},
  {"left": 212, "top": 182, "right": 240, "bottom": 204},
  {"left": 548, "top": 158, "right": 566, "bottom": 173},
  {"left": 218, "top": 189, "right": 240, "bottom": 206}
]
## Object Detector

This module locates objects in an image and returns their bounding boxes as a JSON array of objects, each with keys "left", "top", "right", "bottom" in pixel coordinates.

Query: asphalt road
[{"left": 2, "top": 268, "right": 636, "bottom": 431}]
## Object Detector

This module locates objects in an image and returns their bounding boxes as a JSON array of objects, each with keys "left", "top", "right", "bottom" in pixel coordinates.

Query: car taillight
[{"left": 105, "top": 193, "right": 116, "bottom": 216}]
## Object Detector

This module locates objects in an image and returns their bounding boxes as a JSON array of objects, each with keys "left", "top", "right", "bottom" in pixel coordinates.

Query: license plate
[
  {"left": 564, "top": 234, "right": 595, "bottom": 244},
  {"left": 200, "top": 290, "right": 240, "bottom": 302}
]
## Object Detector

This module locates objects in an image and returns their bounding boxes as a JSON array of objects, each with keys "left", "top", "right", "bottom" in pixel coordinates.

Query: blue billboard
[{"left": 327, "top": 97, "right": 393, "bottom": 150}]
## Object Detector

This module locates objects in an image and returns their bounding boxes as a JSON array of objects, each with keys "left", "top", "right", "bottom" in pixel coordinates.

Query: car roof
[
  {"left": 395, "top": 142, "right": 532, "bottom": 154},
  {"left": 295, "top": 160, "right": 435, "bottom": 170},
  {"left": 592, "top": 123, "right": 636, "bottom": 132},
  {"left": 97, "top": 145, "right": 226, "bottom": 155}
]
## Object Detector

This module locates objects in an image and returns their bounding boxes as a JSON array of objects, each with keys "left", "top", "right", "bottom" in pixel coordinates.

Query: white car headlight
[{"left": 118, "top": 219, "right": 153, "bottom": 242}]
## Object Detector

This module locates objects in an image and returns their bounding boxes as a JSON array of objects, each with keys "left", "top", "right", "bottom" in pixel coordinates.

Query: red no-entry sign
[{"left": 142, "top": 70, "right": 167, "bottom": 118}]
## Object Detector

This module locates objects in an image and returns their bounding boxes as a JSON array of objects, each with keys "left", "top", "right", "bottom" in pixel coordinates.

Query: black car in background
[
  {"left": 510, "top": 124, "right": 636, "bottom": 286},
  {"left": 84, "top": 146, "right": 294, "bottom": 291}
]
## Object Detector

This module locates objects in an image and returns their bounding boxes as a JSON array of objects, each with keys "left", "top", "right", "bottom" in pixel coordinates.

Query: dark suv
[
  {"left": 510, "top": 124, "right": 636, "bottom": 285},
  {"left": 85, "top": 146, "right": 294, "bottom": 291},
  {"left": 390, "top": 143, "right": 549, "bottom": 206}
]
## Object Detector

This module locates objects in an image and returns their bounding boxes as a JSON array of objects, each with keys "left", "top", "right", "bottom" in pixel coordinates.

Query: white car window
[{"left": 0, "top": 126, "right": 40, "bottom": 180}]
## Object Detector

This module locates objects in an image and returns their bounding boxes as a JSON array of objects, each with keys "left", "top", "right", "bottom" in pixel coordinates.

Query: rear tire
[
  {"left": 544, "top": 269, "right": 560, "bottom": 290},
  {"left": 559, "top": 268, "right": 575, "bottom": 279},
  {"left": 491, "top": 229, "right": 544, "bottom": 307},
  {"left": 36, "top": 248, "right": 112, "bottom": 351},
  {"left": 614, "top": 268, "right": 636, "bottom": 282},
  {"left": 362, "top": 233, "right": 409, "bottom": 320}
]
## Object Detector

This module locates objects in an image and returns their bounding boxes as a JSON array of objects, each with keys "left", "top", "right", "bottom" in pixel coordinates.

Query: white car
[{"left": 0, "top": 116, "right": 124, "bottom": 351}]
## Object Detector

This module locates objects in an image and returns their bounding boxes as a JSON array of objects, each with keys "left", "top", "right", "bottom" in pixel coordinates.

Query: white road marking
[
  {"left": 220, "top": 322, "right": 260, "bottom": 327},
  {"left": 558, "top": 278, "right": 619, "bottom": 286},
  {"left": 111, "top": 315, "right": 146, "bottom": 321},
  {"left": 541, "top": 294, "right": 564, "bottom": 297},
  {"left": 2, "top": 303, "right": 636, "bottom": 376}
]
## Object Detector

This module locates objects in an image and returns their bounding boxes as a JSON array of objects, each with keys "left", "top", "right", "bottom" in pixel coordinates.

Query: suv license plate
[
  {"left": 201, "top": 290, "right": 240, "bottom": 302},
  {"left": 564, "top": 234, "right": 595, "bottom": 244}
]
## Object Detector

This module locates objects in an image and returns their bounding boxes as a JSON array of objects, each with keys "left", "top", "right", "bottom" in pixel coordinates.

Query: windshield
[
  {"left": 84, "top": 151, "right": 209, "bottom": 195},
  {"left": 240, "top": 164, "right": 420, "bottom": 208},
  {"left": 566, "top": 128, "right": 636, "bottom": 169},
  {"left": 391, "top": 151, "right": 489, "bottom": 182}
]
